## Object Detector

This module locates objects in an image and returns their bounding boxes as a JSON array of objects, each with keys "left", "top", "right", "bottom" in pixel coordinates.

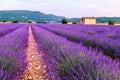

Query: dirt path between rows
[{"left": 20, "top": 26, "right": 48, "bottom": 80}]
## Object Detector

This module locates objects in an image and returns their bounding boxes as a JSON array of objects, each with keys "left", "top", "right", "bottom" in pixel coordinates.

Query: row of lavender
[
  {"left": 32, "top": 24, "right": 120, "bottom": 80},
  {"left": 0, "top": 23, "right": 23, "bottom": 38},
  {"left": 0, "top": 24, "right": 28, "bottom": 80},
  {"left": 36, "top": 24, "right": 120, "bottom": 59}
]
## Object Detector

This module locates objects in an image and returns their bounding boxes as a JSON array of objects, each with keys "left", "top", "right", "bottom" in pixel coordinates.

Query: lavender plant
[
  {"left": 0, "top": 24, "right": 28, "bottom": 80},
  {"left": 0, "top": 23, "right": 21, "bottom": 38},
  {"left": 32, "top": 25, "right": 120, "bottom": 80},
  {"left": 35, "top": 24, "right": 120, "bottom": 59}
]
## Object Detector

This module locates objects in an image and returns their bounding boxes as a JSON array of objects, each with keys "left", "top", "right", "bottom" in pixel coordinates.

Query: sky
[{"left": 0, "top": 0, "right": 120, "bottom": 18}]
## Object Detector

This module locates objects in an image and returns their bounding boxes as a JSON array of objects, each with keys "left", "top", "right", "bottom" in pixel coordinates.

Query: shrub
[
  {"left": 0, "top": 20, "right": 6, "bottom": 22},
  {"left": 36, "top": 22, "right": 41, "bottom": 23},
  {"left": 72, "top": 21, "right": 78, "bottom": 24},
  {"left": 61, "top": 19, "right": 68, "bottom": 24},
  {"left": 12, "top": 21, "right": 18, "bottom": 23},
  {"left": 108, "top": 20, "right": 114, "bottom": 25},
  {"left": 28, "top": 20, "right": 32, "bottom": 23}
]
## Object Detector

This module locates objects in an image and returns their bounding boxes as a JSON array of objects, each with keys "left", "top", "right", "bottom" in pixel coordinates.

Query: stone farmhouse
[{"left": 80, "top": 17, "right": 96, "bottom": 24}]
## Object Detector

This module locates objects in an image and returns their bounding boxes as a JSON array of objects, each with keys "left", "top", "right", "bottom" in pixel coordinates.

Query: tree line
[{"left": 0, "top": 19, "right": 115, "bottom": 25}]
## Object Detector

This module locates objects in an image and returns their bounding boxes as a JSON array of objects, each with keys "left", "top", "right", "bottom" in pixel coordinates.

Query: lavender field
[{"left": 0, "top": 23, "right": 120, "bottom": 80}]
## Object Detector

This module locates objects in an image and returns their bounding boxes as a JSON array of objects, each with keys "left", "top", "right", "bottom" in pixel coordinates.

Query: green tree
[
  {"left": 61, "top": 19, "right": 68, "bottom": 24},
  {"left": 108, "top": 20, "right": 114, "bottom": 25},
  {"left": 2, "top": 20, "right": 6, "bottom": 23},
  {"left": 28, "top": 20, "right": 32, "bottom": 23},
  {"left": 72, "top": 21, "right": 78, "bottom": 24},
  {"left": 12, "top": 21, "right": 18, "bottom": 23}
]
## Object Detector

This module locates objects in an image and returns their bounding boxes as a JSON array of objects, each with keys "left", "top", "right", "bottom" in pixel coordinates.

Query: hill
[
  {"left": 0, "top": 10, "right": 120, "bottom": 23},
  {"left": 96, "top": 17, "right": 120, "bottom": 23},
  {"left": 0, "top": 10, "right": 67, "bottom": 22}
]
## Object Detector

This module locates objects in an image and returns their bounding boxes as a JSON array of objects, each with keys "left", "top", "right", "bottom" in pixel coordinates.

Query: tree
[
  {"left": 12, "top": 21, "right": 18, "bottom": 23},
  {"left": 2, "top": 20, "right": 6, "bottom": 23},
  {"left": 108, "top": 20, "right": 114, "bottom": 25},
  {"left": 61, "top": 19, "right": 68, "bottom": 24},
  {"left": 72, "top": 21, "right": 78, "bottom": 24},
  {"left": 28, "top": 20, "right": 32, "bottom": 23}
]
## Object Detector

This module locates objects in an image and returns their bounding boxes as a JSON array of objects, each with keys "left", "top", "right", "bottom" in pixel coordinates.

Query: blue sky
[{"left": 0, "top": 0, "right": 120, "bottom": 18}]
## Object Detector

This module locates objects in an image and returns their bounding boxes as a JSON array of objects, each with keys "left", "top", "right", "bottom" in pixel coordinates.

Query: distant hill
[
  {"left": 71, "top": 17, "right": 120, "bottom": 23},
  {"left": 96, "top": 17, "right": 120, "bottom": 23},
  {"left": 0, "top": 10, "right": 67, "bottom": 22},
  {"left": 0, "top": 10, "right": 120, "bottom": 23}
]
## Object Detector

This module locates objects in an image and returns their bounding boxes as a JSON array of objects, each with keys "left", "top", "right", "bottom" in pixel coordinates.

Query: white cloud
[{"left": 0, "top": 0, "right": 120, "bottom": 17}]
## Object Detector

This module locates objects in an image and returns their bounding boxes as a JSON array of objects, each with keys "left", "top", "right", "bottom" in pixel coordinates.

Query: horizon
[
  {"left": 1, "top": 10, "right": 120, "bottom": 18},
  {"left": 0, "top": 0, "right": 120, "bottom": 18}
]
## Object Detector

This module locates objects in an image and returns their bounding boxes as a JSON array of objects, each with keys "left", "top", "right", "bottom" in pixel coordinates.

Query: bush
[
  {"left": 28, "top": 20, "right": 32, "bottom": 23},
  {"left": 108, "top": 20, "right": 114, "bottom": 25},
  {"left": 61, "top": 19, "right": 68, "bottom": 24},
  {"left": 0, "top": 20, "right": 6, "bottom": 22},
  {"left": 36, "top": 22, "right": 41, "bottom": 23},
  {"left": 12, "top": 21, "right": 18, "bottom": 23},
  {"left": 72, "top": 21, "right": 78, "bottom": 24}
]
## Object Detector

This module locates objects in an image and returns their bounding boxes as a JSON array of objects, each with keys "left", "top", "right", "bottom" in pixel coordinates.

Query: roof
[{"left": 81, "top": 17, "right": 96, "bottom": 19}]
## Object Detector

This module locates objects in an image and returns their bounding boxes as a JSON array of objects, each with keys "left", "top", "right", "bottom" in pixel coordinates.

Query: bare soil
[{"left": 20, "top": 26, "right": 48, "bottom": 80}]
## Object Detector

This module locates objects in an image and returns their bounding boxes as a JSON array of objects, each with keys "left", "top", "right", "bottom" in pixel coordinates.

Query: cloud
[{"left": 0, "top": 0, "right": 120, "bottom": 17}]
